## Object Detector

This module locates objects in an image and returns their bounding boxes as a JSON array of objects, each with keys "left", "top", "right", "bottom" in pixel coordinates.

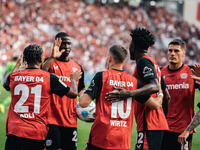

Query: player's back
[
  {"left": 90, "top": 69, "right": 138, "bottom": 150},
  {"left": 133, "top": 56, "right": 168, "bottom": 132},
  {"left": 7, "top": 68, "right": 51, "bottom": 140}
]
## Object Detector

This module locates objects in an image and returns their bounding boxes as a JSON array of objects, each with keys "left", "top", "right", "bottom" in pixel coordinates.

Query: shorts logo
[
  {"left": 46, "top": 139, "right": 53, "bottom": 146},
  {"left": 180, "top": 73, "right": 188, "bottom": 79}
]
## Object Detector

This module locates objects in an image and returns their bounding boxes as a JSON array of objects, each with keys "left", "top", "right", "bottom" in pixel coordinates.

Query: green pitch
[{"left": 0, "top": 85, "right": 200, "bottom": 150}]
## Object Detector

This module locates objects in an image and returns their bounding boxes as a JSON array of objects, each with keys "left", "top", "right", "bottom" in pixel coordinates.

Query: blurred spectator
[{"left": 0, "top": 0, "right": 200, "bottom": 84}]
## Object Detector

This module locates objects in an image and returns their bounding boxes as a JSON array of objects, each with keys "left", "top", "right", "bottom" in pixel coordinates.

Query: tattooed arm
[{"left": 178, "top": 110, "right": 200, "bottom": 145}]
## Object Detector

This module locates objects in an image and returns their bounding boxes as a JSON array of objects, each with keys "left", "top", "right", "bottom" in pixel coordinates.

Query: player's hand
[
  {"left": 178, "top": 131, "right": 189, "bottom": 146},
  {"left": 51, "top": 38, "right": 64, "bottom": 59},
  {"left": 70, "top": 70, "right": 82, "bottom": 82},
  {"left": 0, "top": 104, "right": 5, "bottom": 114},
  {"left": 191, "top": 64, "right": 200, "bottom": 77},
  {"left": 105, "top": 87, "right": 131, "bottom": 102},
  {"left": 85, "top": 116, "right": 95, "bottom": 122}
]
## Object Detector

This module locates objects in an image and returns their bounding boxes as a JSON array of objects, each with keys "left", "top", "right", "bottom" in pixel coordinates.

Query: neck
[
  {"left": 27, "top": 64, "right": 40, "bottom": 69},
  {"left": 169, "top": 63, "right": 183, "bottom": 70},
  {"left": 135, "top": 53, "right": 147, "bottom": 62},
  {"left": 109, "top": 64, "right": 123, "bottom": 70}
]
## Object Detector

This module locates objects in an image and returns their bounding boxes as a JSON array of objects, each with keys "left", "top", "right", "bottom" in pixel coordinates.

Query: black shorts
[
  {"left": 86, "top": 143, "right": 108, "bottom": 150},
  {"left": 45, "top": 124, "right": 77, "bottom": 150},
  {"left": 135, "top": 130, "right": 164, "bottom": 150},
  {"left": 5, "top": 134, "right": 44, "bottom": 150},
  {"left": 161, "top": 131, "right": 193, "bottom": 150}
]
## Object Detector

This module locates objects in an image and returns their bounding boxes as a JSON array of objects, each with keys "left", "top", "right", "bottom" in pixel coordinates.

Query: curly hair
[
  {"left": 130, "top": 28, "right": 154, "bottom": 50},
  {"left": 23, "top": 44, "right": 43, "bottom": 65}
]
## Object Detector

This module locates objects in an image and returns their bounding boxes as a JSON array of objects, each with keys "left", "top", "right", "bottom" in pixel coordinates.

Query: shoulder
[
  {"left": 160, "top": 65, "right": 168, "bottom": 71},
  {"left": 137, "top": 57, "right": 154, "bottom": 65}
]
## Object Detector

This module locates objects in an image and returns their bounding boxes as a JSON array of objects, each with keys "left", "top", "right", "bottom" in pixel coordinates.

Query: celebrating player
[
  {"left": 43, "top": 32, "right": 85, "bottom": 150},
  {"left": 79, "top": 44, "right": 164, "bottom": 150},
  {"left": 161, "top": 39, "right": 199, "bottom": 150},
  {"left": 106, "top": 28, "right": 169, "bottom": 150},
  {"left": 3, "top": 42, "right": 81, "bottom": 150}
]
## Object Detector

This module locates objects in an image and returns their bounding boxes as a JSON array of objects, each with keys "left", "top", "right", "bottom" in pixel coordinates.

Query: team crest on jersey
[
  {"left": 53, "top": 65, "right": 58, "bottom": 69},
  {"left": 180, "top": 73, "right": 188, "bottom": 79},
  {"left": 72, "top": 67, "right": 78, "bottom": 72}
]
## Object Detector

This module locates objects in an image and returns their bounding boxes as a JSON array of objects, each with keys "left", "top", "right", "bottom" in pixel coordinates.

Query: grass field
[{"left": 0, "top": 84, "right": 200, "bottom": 150}]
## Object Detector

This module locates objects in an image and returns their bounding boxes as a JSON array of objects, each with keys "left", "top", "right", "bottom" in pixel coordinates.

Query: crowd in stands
[{"left": 0, "top": 0, "right": 200, "bottom": 83}]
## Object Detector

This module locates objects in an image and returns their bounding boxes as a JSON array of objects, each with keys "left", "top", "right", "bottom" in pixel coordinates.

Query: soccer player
[
  {"left": 43, "top": 32, "right": 85, "bottom": 150},
  {"left": 106, "top": 28, "right": 169, "bottom": 150},
  {"left": 3, "top": 40, "right": 81, "bottom": 150},
  {"left": 161, "top": 39, "right": 199, "bottom": 150},
  {"left": 79, "top": 44, "right": 164, "bottom": 150}
]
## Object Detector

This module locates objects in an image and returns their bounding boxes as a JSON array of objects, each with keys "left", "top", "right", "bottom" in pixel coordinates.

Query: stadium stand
[{"left": 0, "top": 0, "right": 200, "bottom": 84}]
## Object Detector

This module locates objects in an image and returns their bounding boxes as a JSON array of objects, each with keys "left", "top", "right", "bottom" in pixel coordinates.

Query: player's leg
[
  {"left": 22, "top": 138, "right": 44, "bottom": 150},
  {"left": 135, "top": 131, "right": 148, "bottom": 150},
  {"left": 45, "top": 124, "right": 62, "bottom": 150},
  {"left": 161, "top": 131, "right": 186, "bottom": 150},
  {"left": 60, "top": 127, "right": 77, "bottom": 150},
  {"left": 146, "top": 130, "right": 164, "bottom": 150},
  {"left": 5, "top": 135, "right": 22, "bottom": 150}
]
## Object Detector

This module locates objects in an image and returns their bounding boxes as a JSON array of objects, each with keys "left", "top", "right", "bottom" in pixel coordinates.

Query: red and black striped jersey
[
  {"left": 85, "top": 69, "right": 149, "bottom": 150},
  {"left": 161, "top": 64, "right": 195, "bottom": 133},
  {"left": 133, "top": 56, "right": 168, "bottom": 132},
  {"left": 5, "top": 68, "right": 70, "bottom": 140},
  {"left": 47, "top": 58, "right": 85, "bottom": 127}
]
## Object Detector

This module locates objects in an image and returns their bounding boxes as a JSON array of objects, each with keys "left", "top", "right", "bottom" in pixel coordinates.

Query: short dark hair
[
  {"left": 168, "top": 39, "right": 186, "bottom": 50},
  {"left": 109, "top": 45, "right": 127, "bottom": 63},
  {"left": 130, "top": 28, "right": 154, "bottom": 50},
  {"left": 55, "top": 32, "right": 70, "bottom": 39},
  {"left": 23, "top": 44, "right": 43, "bottom": 65}
]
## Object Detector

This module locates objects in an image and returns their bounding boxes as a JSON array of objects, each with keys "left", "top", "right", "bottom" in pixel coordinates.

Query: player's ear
[
  {"left": 108, "top": 55, "right": 112, "bottom": 63},
  {"left": 182, "top": 49, "right": 186, "bottom": 56}
]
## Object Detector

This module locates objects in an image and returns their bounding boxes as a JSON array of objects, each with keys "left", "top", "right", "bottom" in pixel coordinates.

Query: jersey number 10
[{"left": 111, "top": 97, "right": 132, "bottom": 119}]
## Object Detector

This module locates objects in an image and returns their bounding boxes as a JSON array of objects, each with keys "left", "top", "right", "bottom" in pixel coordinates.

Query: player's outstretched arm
[
  {"left": 178, "top": 109, "right": 200, "bottom": 145},
  {"left": 66, "top": 70, "right": 82, "bottom": 98},
  {"left": 3, "top": 55, "right": 22, "bottom": 89},
  {"left": 42, "top": 38, "right": 64, "bottom": 71}
]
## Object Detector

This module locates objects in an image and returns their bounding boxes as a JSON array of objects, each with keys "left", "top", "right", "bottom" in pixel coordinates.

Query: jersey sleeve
[
  {"left": 135, "top": 78, "right": 150, "bottom": 104},
  {"left": 137, "top": 57, "right": 158, "bottom": 83},
  {"left": 161, "top": 75, "right": 167, "bottom": 90},
  {"left": 78, "top": 64, "right": 85, "bottom": 90},
  {"left": 84, "top": 72, "right": 102, "bottom": 100},
  {"left": 4, "top": 74, "right": 11, "bottom": 91},
  {"left": 50, "top": 73, "right": 70, "bottom": 97}
]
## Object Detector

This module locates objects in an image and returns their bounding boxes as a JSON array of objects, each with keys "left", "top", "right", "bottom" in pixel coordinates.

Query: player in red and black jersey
[
  {"left": 3, "top": 42, "right": 81, "bottom": 150},
  {"left": 106, "top": 28, "right": 170, "bottom": 150},
  {"left": 43, "top": 32, "right": 85, "bottom": 150},
  {"left": 79, "top": 45, "right": 164, "bottom": 150},
  {"left": 161, "top": 39, "right": 199, "bottom": 150}
]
